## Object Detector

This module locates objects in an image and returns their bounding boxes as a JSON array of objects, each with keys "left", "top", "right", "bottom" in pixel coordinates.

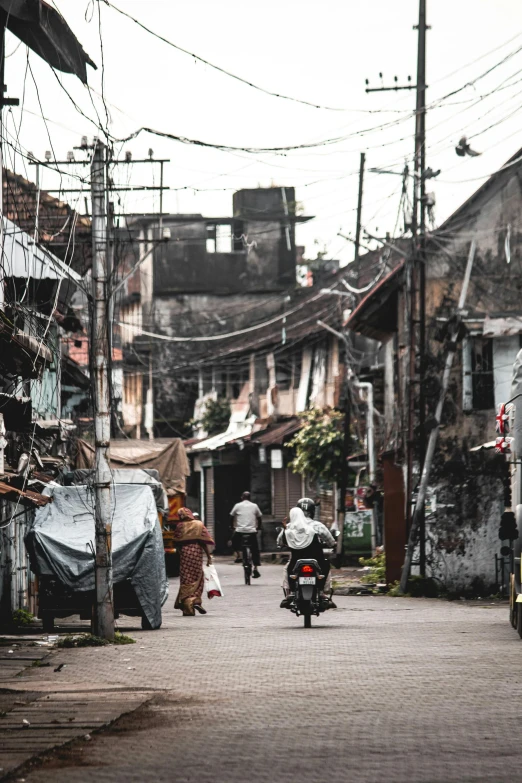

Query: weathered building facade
[
  {"left": 116, "top": 186, "right": 314, "bottom": 437},
  {"left": 347, "top": 146, "right": 522, "bottom": 591},
  {"left": 0, "top": 213, "right": 86, "bottom": 618}
]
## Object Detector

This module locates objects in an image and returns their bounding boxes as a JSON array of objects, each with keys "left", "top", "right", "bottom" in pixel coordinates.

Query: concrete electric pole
[
  {"left": 413, "top": 0, "right": 428, "bottom": 576},
  {"left": 90, "top": 140, "right": 114, "bottom": 641},
  {"left": 354, "top": 152, "right": 366, "bottom": 266}
]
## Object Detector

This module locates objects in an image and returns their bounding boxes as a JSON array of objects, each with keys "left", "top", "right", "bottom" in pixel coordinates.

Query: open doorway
[{"left": 213, "top": 461, "right": 250, "bottom": 554}]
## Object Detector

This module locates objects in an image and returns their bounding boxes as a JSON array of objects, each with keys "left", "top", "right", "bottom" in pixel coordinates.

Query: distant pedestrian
[
  {"left": 173, "top": 508, "right": 214, "bottom": 616},
  {"left": 230, "top": 491, "right": 262, "bottom": 578}
]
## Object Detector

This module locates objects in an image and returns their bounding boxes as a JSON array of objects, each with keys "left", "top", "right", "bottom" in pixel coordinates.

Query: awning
[
  {"left": 61, "top": 356, "right": 89, "bottom": 390},
  {"left": 13, "top": 331, "right": 53, "bottom": 363},
  {"left": 469, "top": 441, "right": 496, "bottom": 452},
  {"left": 35, "top": 418, "right": 76, "bottom": 432},
  {"left": 483, "top": 316, "right": 522, "bottom": 338},
  {"left": 344, "top": 261, "right": 404, "bottom": 340},
  {"left": 0, "top": 0, "right": 96, "bottom": 84},
  {"left": 4, "top": 217, "right": 82, "bottom": 283},
  {"left": 252, "top": 418, "right": 302, "bottom": 447},
  {"left": 0, "top": 325, "right": 53, "bottom": 377},
  {"left": 0, "top": 480, "right": 52, "bottom": 507},
  {"left": 75, "top": 438, "right": 190, "bottom": 494},
  {"left": 189, "top": 417, "right": 257, "bottom": 453}
]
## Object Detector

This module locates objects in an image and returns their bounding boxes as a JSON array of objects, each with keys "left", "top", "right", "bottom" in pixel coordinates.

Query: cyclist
[{"left": 230, "top": 491, "right": 262, "bottom": 579}]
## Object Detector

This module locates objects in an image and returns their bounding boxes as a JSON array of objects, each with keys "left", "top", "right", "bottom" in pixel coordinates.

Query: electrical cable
[{"left": 102, "top": 0, "right": 355, "bottom": 112}]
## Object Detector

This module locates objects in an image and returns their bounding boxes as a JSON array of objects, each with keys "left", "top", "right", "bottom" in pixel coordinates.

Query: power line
[{"left": 102, "top": 0, "right": 353, "bottom": 112}]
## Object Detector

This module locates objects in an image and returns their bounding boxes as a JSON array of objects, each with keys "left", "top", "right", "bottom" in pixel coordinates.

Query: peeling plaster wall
[
  {"left": 424, "top": 469, "right": 504, "bottom": 592},
  {"left": 405, "top": 162, "right": 522, "bottom": 590}
]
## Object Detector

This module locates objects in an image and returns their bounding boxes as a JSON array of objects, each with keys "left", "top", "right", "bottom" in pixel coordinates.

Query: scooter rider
[
  {"left": 296, "top": 497, "right": 336, "bottom": 552},
  {"left": 278, "top": 502, "right": 336, "bottom": 609}
]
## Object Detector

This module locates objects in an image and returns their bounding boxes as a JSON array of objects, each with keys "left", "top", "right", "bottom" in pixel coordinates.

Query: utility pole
[
  {"left": 91, "top": 140, "right": 114, "bottom": 641},
  {"left": 338, "top": 369, "right": 351, "bottom": 565},
  {"left": 106, "top": 199, "right": 118, "bottom": 438},
  {"left": 402, "top": 0, "right": 428, "bottom": 570},
  {"left": 364, "top": 1, "right": 430, "bottom": 576},
  {"left": 0, "top": 13, "right": 19, "bottom": 312},
  {"left": 354, "top": 152, "right": 366, "bottom": 265},
  {"left": 413, "top": 0, "right": 428, "bottom": 575}
]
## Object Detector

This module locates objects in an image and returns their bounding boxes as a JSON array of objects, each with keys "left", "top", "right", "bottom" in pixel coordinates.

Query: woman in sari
[{"left": 173, "top": 508, "right": 215, "bottom": 616}]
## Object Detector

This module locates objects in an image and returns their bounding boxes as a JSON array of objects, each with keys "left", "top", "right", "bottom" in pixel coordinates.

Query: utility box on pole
[{"left": 91, "top": 140, "right": 114, "bottom": 640}]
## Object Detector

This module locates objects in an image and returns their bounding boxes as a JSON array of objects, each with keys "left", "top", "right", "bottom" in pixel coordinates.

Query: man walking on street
[{"left": 230, "top": 491, "right": 262, "bottom": 578}]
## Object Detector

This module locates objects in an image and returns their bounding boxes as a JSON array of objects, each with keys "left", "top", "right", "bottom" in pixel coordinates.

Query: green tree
[
  {"left": 199, "top": 397, "right": 231, "bottom": 436},
  {"left": 289, "top": 408, "right": 345, "bottom": 484}
]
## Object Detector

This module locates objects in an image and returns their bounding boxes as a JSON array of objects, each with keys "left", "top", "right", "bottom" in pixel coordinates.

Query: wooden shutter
[
  {"left": 273, "top": 468, "right": 302, "bottom": 518},
  {"left": 288, "top": 470, "right": 302, "bottom": 508},
  {"left": 272, "top": 468, "right": 287, "bottom": 518}
]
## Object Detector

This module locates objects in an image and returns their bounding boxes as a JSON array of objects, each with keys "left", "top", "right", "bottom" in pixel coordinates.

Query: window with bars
[{"left": 470, "top": 337, "right": 494, "bottom": 410}]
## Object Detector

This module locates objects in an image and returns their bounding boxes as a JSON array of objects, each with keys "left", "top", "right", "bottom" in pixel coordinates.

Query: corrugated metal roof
[
  {"left": 3, "top": 217, "right": 82, "bottom": 283},
  {"left": 344, "top": 260, "right": 405, "bottom": 339},
  {"left": 189, "top": 417, "right": 257, "bottom": 453},
  {"left": 251, "top": 418, "right": 302, "bottom": 446},
  {"left": 0, "top": 481, "right": 52, "bottom": 507}
]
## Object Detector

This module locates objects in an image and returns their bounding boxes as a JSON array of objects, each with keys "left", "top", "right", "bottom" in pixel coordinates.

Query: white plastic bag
[{"left": 203, "top": 563, "right": 224, "bottom": 599}]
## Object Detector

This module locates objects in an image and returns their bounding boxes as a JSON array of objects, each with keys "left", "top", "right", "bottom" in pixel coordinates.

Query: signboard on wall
[
  {"left": 343, "top": 510, "right": 372, "bottom": 556},
  {"left": 270, "top": 449, "right": 283, "bottom": 469}
]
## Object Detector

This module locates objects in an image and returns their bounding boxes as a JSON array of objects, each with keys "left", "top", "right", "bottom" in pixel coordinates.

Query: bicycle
[{"left": 240, "top": 533, "right": 254, "bottom": 585}]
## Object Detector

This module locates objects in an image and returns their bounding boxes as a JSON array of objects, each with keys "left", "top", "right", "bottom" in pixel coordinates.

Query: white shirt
[
  {"left": 311, "top": 521, "right": 336, "bottom": 547},
  {"left": 230, "top": 499, "right": 262, "bottom": 533}
]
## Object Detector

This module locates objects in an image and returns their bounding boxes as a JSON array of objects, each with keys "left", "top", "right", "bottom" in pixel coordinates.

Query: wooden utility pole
[
  {"left": 405, "top": 0, "right": 428, "bottom": 565},
  {"left": 338, "top": 371, "right": 351, "bottom": 565},
  {"left": 414, "top": 0, "right": 428, "bottom": 575},
  {"left": 91, "top": 140, "right": 114, "bottom": 641},
  {"left": 354, "top": 152, "right": 366, "bottom": 265},
  {"left": 362, "top": 2, "right": 430, "bottom": 576}
]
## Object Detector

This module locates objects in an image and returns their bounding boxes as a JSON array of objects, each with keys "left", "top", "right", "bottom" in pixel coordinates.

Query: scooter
[{"left": 288, "top": 558, "right": 325, "bottom": 628}]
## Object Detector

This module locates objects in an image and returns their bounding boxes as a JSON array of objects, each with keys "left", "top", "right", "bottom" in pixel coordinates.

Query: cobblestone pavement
[{"left": 4, "top": 562, "right": 522, "bottom": 783}]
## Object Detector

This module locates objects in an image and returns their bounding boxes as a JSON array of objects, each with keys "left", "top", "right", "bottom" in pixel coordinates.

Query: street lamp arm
[
  {"left": 316, "top": 319, "right": 349, "bottom": 346},
  {"left": 362, "top": 230, "right": 405, "bottom": 257}
]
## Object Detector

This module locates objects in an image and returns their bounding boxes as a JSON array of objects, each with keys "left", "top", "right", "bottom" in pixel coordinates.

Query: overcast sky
[{"left": 5, "top": 0, "right": 522, "bottom": 264}]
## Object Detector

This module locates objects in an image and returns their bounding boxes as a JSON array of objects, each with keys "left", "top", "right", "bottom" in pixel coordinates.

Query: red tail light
[{"left": 301, "top": 564, "right": 314, "bottom": 574}]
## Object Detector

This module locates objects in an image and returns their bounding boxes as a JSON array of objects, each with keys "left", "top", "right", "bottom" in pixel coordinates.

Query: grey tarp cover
[
  {"left": 25, "top": 484, "right": 168, "bottom": 629},
  {"left": 75, "top": 438, "right": 190, "bottom": 494},
  {"left": 70, "top": 468, "right": 168, "bottom": 513}
]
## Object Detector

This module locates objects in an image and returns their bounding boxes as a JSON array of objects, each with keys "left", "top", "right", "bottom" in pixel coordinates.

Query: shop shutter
[
  {"left": 272, "top": 468, "right": 287, "bottom": 518},
  {"left": 288, "top": 470, "right": 303, "bottom": 508},
  {"left": 273, "top": 468, "right": 302, "bottom": 518}
]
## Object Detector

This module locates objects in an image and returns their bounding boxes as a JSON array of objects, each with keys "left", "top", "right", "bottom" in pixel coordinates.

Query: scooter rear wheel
[{"left": 303, "top": 613, "right": 311, "bottom": 628}]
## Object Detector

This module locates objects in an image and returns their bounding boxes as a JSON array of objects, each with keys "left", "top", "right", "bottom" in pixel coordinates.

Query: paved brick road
[{"left": 6, "top": 562, "right": 522, "bottom": 783}]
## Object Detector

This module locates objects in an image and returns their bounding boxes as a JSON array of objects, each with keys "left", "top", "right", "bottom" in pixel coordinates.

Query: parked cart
[{"left": 25, "top": 483, "right": 168, "bottom": 632}]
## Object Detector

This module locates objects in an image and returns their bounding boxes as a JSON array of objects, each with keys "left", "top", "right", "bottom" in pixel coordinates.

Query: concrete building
[{"left": 116, "top": 186, "right": 313, "bottom": 437}]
